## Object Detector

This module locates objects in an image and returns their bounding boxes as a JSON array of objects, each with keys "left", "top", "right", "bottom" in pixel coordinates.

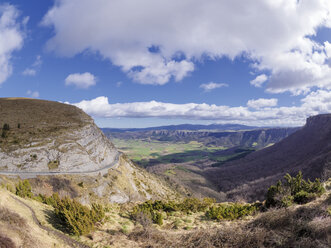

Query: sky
[{"left": 2, "top": 0, "right": 331, "bottom": 128}]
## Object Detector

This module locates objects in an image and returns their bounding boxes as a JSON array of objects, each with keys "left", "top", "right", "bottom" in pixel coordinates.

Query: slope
[{"left": 206, "top": 114, "right": 331, "bottom": 201}]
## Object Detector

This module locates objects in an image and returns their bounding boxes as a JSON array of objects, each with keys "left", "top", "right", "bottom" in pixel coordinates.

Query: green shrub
[
  {"left": 1, "top": 123, "right": 10, "bottom": 138},
  {"left": 265, "top": 172, "right": 325, "bottom": 208},
  {"left": 131, "top": 197, "right": 216, "bottom": 225},
  {"left": 205, "top": 203, "right": 259, "bottom": 221},
  {"left": 15, "top": 180, "right": 32, "bottom": 198},
  {"left": 53, "top": 197, "right": 104, "bottom": 236},
  {"left": 152, "top": 212, "right": 163, "bottom": 225}
]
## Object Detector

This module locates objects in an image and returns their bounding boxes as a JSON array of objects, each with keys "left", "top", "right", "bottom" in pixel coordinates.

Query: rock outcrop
[
  {"left": 0, "top": 98, "right": 176, "bottom": 203},
  {"left": 0, "top": 98, "right": 117, "bottom": 172}
]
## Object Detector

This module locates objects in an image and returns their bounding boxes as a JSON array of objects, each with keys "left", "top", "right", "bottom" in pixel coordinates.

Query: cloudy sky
[{"left": 2, "top": 0, "right": 331, "bottom": 127}]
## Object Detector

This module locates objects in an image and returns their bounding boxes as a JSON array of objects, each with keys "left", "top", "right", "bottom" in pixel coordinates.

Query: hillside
[
  {"left": 0, "top": 98, "right": 176, "bottom": 204},
  {"left": 1, "top": 177, "right": 330, "bottom": 248},
  {"left": 206, "top": 114, "right": 331, "bottom": 201}
]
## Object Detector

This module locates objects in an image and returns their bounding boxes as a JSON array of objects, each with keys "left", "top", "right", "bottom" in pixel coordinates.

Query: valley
[
  {"left": 105, "top": 127, "right": 297, "bottom": 200},
  {"left": 0, "top": 98, "right": 330, "bottom": 248}
]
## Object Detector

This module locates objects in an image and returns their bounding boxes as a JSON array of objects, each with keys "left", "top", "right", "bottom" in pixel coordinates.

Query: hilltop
[{"left": 0, "top": 98, "right": 176, "bottom": 204}]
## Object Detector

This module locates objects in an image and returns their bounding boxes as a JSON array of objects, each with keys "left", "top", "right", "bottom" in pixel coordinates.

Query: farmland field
[{"left": 111, "top": 137, "right": 255, "bottom": 200}]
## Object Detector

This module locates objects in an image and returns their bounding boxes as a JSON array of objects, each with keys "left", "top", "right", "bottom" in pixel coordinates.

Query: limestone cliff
[{"left": 0, "top": 98, "right": 176, "bottom": 203}]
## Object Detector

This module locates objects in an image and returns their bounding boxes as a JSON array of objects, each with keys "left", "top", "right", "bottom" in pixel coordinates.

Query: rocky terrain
[{"left": 0, "top": 98, "right": 176, "bottom": 204}]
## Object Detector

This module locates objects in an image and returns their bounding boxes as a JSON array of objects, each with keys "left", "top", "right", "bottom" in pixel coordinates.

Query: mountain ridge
[{"left": 205, "top": 113, "right": 331, "bottom": 201}]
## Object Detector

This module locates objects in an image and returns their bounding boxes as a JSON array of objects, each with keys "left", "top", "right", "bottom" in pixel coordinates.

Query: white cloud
[
  {"left": 116, "top": 81, "right": 122, "bottom": 87},
  {"left": 26, "top": 90, "right": 39, "bottom": 98},
  {"left": 247, "top": 98, "right": 278, "bottom": 109},
  {"left": 22, "top": 55, "right": 43, "bottom": 76},
  {"left": 200, "top": 82, "right": 228, "bottom": 92},
  {"left": 22, "top": 68, "right": 36, "bottom": 76},
  {"left": 250, "top": 74, "right": 268, "bottom": 87},
  {"left": 71, "top": 90, "right": 331, "bottom": 126},
  {"left": 42, "top": 0, "right": 331, "bottom": 92},
  {"left": 0, "top": 4, "right": 25, "bottom": 84},
  {"left": 65, "top": 72, "right": 96, "bottom": 89}
]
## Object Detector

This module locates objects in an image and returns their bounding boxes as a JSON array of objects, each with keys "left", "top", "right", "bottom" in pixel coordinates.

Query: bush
[
  {"left": 1, "top": 123, "right": 10, "bottom": 138},
  {"left": 265, "top": 172, "right": 325, "bottom": 208},
  {"left": 205, "top": 203, "right": 260, "bottom": 220},
  {"left": 15, "top": 180, "right": 33, "bottom": 198},
  {"left": 131, "top": 198, "right": 216, "bottom": 225},
  {"left": 53, "top": 197, "right": 104, "bottom": 236}
]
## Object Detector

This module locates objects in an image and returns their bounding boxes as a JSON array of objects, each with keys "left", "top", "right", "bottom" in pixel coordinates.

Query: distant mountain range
[{"left": 102, "top": 123, "right": 259, "bottom": 133}]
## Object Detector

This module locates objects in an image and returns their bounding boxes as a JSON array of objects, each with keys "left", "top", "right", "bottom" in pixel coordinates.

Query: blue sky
[{"left": 2, "top": 0, "right": 331, "bottom": 128}]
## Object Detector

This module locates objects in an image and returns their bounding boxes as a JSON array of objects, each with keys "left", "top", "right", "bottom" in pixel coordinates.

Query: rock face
[
  {"left": 0, "top": 98, "right": 118, "bottom": 172},
  {"left": 0, "top": 98, "right": 176, "bottom": 203},
  {"left": 205, "top": 114, "right": 331, "bottom": 202}
]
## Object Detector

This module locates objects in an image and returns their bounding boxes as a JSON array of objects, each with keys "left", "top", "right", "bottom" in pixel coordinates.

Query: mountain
[
  {"left": 205, "top": 114, "right": 331, "bottom": 201},
  {"left": 0, "top": 98, "right": 176, "bottom": 203},
  {"left": 104, "top": 128, "right": 299, "bottom": 149},
  {"left": 102, "top": 123, "right": 258, "bottom": 133}
]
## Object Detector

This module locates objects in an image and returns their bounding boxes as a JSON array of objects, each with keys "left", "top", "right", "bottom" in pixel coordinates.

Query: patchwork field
[
  {"left": 111, "top": 138, "right": 252, "bottom": 167},
  {"left": 111, "top": 138, "right": 255, "bottom": 200}
]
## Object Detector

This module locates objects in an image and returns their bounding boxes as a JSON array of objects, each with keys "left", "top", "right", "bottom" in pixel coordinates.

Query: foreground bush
[
  {"left": 15, "top": 180, "right": 32, "bottom": 198},
  {"left": 266, "top": 171, "right": 325, "bottom": 208},
  {"left": 131, "top": 198, "right": 215, "bottom": 225},
  {"left": 205, "top": 203, "right": 260, "bottom": 220},
  {"left": 54, "top": 197, "right": 105, "bottom": 236}
]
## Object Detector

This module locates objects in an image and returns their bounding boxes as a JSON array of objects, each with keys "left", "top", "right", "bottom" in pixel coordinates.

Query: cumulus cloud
[
  {"left": 0, "top": 4, "right": 25, "bottom": 84},
  {"left": 23, "top": 55, "right": 42, "bottom": 76},
  {"left": 200, "top": 82, "right": 228, "bottom": 92},
  {"left": 26, "top": 90, "right": 39, "bottom": 98},
  {"left": 70, "top": 90, "right": 331, "bottom": 126},
  {"left": 250, "top": 74, "right": 268, "bottom": 88},
  {"left": 247, "top": 98, "right": 278, "bottom": 109},
  {"left": 42, "top": 0, "right": 331, "bottom": 92},
  {"left": 65, "top": 72, "right": 96, "bottom": 89}
]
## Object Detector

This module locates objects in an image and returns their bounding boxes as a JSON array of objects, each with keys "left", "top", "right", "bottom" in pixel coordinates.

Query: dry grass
[
  {"left": 0, "top": 98, "right": 92, "bottom": 151},
  {"left": 0, "top": 188, "right": 71, "bottom": 248},
  {"left": 0, "top": 206, "right": 26, "bottom": 227},
  {"left": 0, "top": 233, "right": 15, "bottom": 248}
]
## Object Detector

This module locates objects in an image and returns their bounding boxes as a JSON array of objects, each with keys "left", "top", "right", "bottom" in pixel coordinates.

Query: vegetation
[
  {"left": 48, "top": 160, "right": 59, "bottom": 170},
  {"left": 53, "top": 197, "right": 105, "bottom": 235},
  {"left": 13, "top": 179, "right": 104, "bottom": 236},
  {"left": 1, "top": 123, "right": 10, "bottom": 138},
  {"left": 205, "top": 202, "right": 261, "bottom": 220},
  {"left": 265, "top": 171, "right": 325, "bottom": 208},
  {"left": 15, "top": 180, "right": 33, "bottom": 198},
  {"left": 131, "top": 198, "right": 224, "bottom": 225}
]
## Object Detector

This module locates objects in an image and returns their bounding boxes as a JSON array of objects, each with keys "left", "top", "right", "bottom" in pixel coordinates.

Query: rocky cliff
[
  {"left": 0, "top": 98, "right": 117, "bottom": 172},
  {"left": 0, "top": 98, "right": 176, "bottom": 203}
]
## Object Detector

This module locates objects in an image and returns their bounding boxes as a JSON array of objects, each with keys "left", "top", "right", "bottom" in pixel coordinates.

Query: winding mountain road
[{"left": 0, "top": 152, "right": 121, "bottom": 177}]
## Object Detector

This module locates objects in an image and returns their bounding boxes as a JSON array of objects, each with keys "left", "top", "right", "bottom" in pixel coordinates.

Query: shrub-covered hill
[{"left": 0, "top": 175, "right": 330, "bottom": 248}]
